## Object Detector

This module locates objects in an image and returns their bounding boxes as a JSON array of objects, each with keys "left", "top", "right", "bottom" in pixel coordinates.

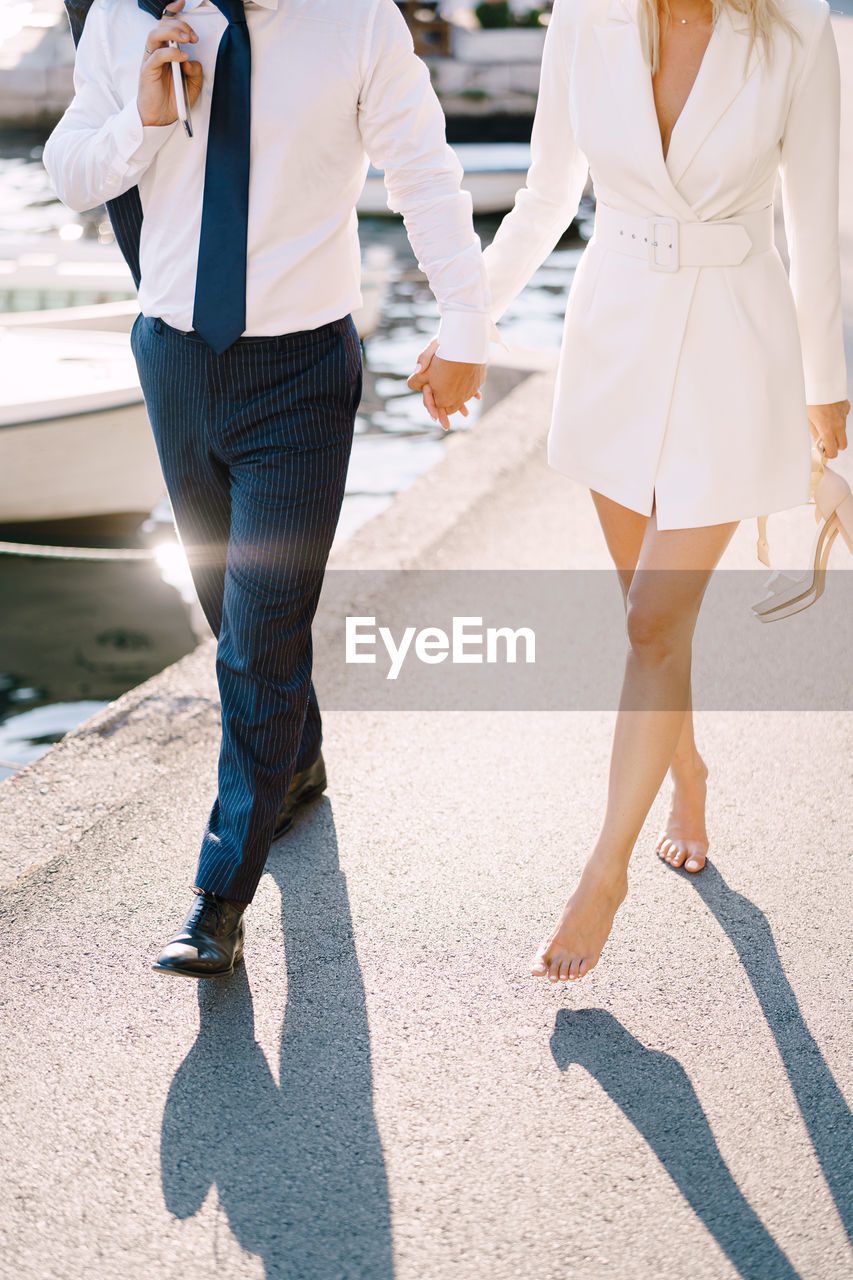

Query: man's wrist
[
  {"left": 111, "top": 98, "right": 176, "bottom": 177},
  {"left": 132, "top": 98, "right": 179, "bottom": 163},
  {"left": 435, "top": 310, "right": 490, "bottom": 364}
]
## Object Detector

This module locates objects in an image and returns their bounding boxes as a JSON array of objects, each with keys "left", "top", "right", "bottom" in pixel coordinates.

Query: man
[{"left": 45, "top": 0, "right": 488, "bottom": 976}]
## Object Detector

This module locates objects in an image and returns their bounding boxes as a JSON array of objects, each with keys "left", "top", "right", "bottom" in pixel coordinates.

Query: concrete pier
[{"left": 1, "top": 15, "right": 852, "bottom": 1280}]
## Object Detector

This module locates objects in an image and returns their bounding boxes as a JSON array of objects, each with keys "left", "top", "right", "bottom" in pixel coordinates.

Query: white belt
[{"left": 591, "top": 201, "right": 774, "bottom": 271}]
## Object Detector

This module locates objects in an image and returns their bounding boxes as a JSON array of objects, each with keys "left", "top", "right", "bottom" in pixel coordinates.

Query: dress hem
[{"left": 546, "top": 456, "right": 811, "bottom": 531}]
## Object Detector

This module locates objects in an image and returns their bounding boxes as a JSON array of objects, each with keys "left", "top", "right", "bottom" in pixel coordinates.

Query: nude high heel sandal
[{"left": 751, "top": 446, "right": 853, "bottom": 622}]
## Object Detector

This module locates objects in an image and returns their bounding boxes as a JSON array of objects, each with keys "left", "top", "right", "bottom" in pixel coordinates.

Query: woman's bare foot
[
  {"left": 656, "top": 753, "right": 709, "bottom": 873},
  {"left": 531, "top": 860, "right": 628, "bottom": 983}
]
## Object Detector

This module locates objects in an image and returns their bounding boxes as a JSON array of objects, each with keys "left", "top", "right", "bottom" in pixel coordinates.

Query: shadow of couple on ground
[
  {"left": 552, "top": 862, "right": 853, "bottom": 1280},
  {"left": 159, "top": 801, "right": 393, "bottom": 1279},
  {"left": 160, "top": 817, "right": 851, "bottom": 1280}
]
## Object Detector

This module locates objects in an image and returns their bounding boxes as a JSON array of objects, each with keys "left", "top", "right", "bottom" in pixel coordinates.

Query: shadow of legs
[
  {"left": 160, "top": 803, "right": 393, "bottom": 1280},
  {"left": 551, "top": 1009, "right": 802, "bottom": 1280},
  {"left": 690, "top": 862, "right": 853, "bottom": 1245}
]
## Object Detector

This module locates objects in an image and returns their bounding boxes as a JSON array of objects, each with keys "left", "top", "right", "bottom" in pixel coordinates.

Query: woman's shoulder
[
  {"left": 549, "top": 0, "right": 616, "bottom": 33},
  {"left": 773, "top": 0, "right": 832, "bottom": 42}
]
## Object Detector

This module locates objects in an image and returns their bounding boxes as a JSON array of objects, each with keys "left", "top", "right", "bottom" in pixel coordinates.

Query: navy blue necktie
[{"left": 192, "top": 0, "right": 252, "bottom": 354}]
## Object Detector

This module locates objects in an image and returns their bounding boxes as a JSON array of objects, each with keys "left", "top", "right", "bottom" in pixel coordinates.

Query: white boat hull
[
  {"left": 3, "top": 298, "right": 140, "bottom": 332},
  {"left": 0, "top": 238, "right": 392, "bottom": 338},
  {"left": 359, "top": 169, "right": 527, "bottom": 217},
  {"left": 358, "top": 142, "right": 532, "bottom": 216},
  {"left": 0, "top": 400, "right": 163, "bottom": 523},
  {"left": 0, "top": 325, "right": 162, "bottom": 523},
  {"left": 0, "top": 239, "right": 393, "bottom": 524}
]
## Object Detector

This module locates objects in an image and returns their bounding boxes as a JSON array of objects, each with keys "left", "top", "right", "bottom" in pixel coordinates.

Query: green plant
[
  {"left": 475, "top": 1, "right": 513, "bottom": 27},
  {"left": 474, "top": 2, "right": 549, "bottom": 29}
]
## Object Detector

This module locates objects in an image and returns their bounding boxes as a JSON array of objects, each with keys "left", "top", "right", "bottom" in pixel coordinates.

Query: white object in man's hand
[
  {"left": 407, "top": 337, "right": 486, "bottom": 432},
  {"left": 138, "top": 0, "right": 203, "bottom": 128}
]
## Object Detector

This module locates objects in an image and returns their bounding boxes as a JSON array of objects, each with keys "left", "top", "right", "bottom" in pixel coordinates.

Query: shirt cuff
[
  {"left": 804, "top": 376, "right": 849, "bottom": 406},
  {"left": 111, "top": 99, "right": 177, "bottom": 175},
  {"left": 435, "top": 310, "right": 491, "bottom": 364}
]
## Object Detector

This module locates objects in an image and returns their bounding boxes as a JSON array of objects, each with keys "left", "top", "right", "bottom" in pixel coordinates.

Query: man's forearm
[
  {"left": 43, "top": 1, "right": 177, "bottom": 213},
  {"left": 44, "top": 100, "right": 175, "bottom": 212},
  {"left": 391, "top": 165, "right": 491, "bottom": 363},
  {"left": 358, "top": 0, "right": 491, "bottom": 364}
]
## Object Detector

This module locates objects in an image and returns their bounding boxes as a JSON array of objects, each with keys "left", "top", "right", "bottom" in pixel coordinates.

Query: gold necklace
[{"left": 663, "top": 4, "right": 713, "bottom": 21}]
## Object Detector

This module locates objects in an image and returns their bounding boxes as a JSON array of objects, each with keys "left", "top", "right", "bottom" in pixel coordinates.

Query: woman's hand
[
  {"left": 138, "top": 0, "right": 203, "bottom": 128},
  {"left": 407, "top": 337, "right": 484, "bottom": 432},
  {"left": 808, "top": 400, "right": 849, "bottom": 459}
]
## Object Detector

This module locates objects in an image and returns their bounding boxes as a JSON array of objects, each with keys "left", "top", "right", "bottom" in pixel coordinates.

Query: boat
[
  {"left": 358, "top": 141, "right": 533, "bottom": 216},
  {"left": 0, "top": 236, "right": 392, "bottom": 339},
  {"left": 0, "top": 326, "right": 162, "bottom": 523},
  {"left": 0, "top": 234, "right": 137, "bottom": 313},
  {"left": 0, "top": 236, "right": 395, "bottom": 524}
]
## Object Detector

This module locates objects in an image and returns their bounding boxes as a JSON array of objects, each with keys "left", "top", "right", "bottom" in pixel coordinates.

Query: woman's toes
[
  {"left": 530, "top": 951, "right": 549, "bottom": 977},
  {"left": 658, "top": 837, "right": 707, "bottom": 872},
  {"left": 558, "top": 958, "right": 572, "bottom": 982},
  {"left": 578, "top": 957, "right": 593, "bottom": 978},
  {"left": 568, "top": 957, "right": 583, "bottom": 980}
]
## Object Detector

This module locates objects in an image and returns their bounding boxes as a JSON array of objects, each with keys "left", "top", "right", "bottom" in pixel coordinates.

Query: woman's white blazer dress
[{"left": 482, "top": 0, "right": 848, "bottom": 529}]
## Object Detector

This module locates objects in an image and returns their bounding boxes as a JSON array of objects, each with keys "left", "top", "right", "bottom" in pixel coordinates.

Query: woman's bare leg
[
  {"left": 591, "top": 491, "right": 710, "bottom": 874},
  {"left": 532, "top": 500, "right": 738, "bottom": 982}
]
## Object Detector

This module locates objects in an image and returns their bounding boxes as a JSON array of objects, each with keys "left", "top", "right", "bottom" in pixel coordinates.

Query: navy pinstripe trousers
[{"left": 131, "top": 312, "right": 361, "bottom": 903}]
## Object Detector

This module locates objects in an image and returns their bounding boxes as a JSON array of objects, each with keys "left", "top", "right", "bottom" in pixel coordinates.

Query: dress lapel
[
  {"left": 593, "top": 0, "right": 699, "bottom": 220},
  {"left": 663, "top": 3, "right": 764, "bottom": 188},
  {"left": 592, "top": 0, "right": 763, "bottom": 215}
]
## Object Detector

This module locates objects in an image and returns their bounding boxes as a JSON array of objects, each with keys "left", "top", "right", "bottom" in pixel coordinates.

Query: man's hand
[
  {"left": 138, "top": 0, "right": 203, "bottom": 128},
  {"left": 407, "top": 337, "right": 486, "bottom": 431},
  {"left": 808, "top": 400, "right": 850, "bottom": 460}
]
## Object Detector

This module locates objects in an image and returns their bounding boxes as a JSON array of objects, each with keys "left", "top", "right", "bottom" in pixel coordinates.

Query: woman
[{"left": 411, "top": 0, "right": 849, "bottom": 981}]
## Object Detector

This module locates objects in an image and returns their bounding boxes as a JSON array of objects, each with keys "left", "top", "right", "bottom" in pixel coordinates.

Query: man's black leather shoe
[
  {"left": 273, "top": 752, "right": 327, "bottom": 837},
  {"left": 152, "top": 890, "right": 245, "bottom": 978}
]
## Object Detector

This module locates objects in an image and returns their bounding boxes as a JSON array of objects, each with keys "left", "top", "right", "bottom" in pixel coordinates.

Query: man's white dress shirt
[{"left": 44, "top": 0, "right": 491, "bottom": 361}]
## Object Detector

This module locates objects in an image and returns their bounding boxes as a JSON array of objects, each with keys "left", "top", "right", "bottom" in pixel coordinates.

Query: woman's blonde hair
[{"left": 637, "top": 0, "right": 799, "bottom": 73}]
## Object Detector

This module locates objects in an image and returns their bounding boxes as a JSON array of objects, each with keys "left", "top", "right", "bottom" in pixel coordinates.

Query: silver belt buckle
[{"left": 647, "top": 216, "right": 679, "bottom": 271}]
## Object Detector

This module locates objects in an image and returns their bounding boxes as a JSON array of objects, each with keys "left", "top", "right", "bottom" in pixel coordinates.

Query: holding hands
[
  {"left": 407, "top": 337, "right": 487, "bottom": 432},
  {"left": 137, "top": 0, "right": 203, "bottom": 127}
]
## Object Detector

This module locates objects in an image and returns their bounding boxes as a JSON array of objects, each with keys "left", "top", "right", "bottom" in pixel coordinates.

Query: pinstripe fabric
[{"left": 131, "top": 312, "right": 361, "bottom": 903}]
